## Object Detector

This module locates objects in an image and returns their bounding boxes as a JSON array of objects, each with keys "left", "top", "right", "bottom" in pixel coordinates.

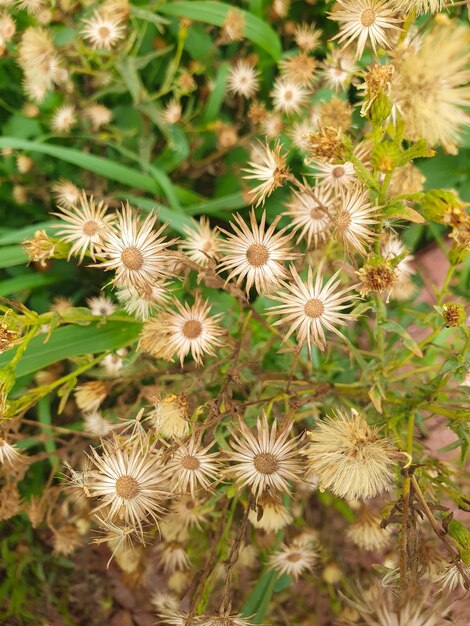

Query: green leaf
[
  {"left": 242, "top": 569, "right": 277, "bottom": 622},
  {"left": 158, "top": 1, "right": 282, "bottom": 61},
  {"left": 201, "top": 62, "right": 230, "bottom": 123},
  {"left": 126, "top": 194, "right": 193, "bottom": 233},
  {"left": 0, "top": 320, "right": 142, "bottom": 378},
  {"left": 0, "top": 138, "right": 192, "bottom": 226},
  {"left": 0, "top": 221, "right": 60, "bottom": 245},
  {"left": 0, "top": 273, "right": 61, "bottom": 297},
  {"left": 116, "top": 58, "right": 145, "bottom": 103},
  {"left": 381, "top": 320, "right": 423, "bottom": 358},
  {"left": 130, "top": 5, "right": 170, "bottom": 29},
  {"left": 0, "top": 245, "right": 28, "bottom": 269},
  {"left": 186, "top": 191, "right": 246, "bottom": 216},
  {"left": 38, "top": 396, "right": 57, "bottom": 466}
]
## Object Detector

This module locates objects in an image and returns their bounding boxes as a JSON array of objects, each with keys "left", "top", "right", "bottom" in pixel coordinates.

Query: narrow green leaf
[
  {"left": 201, "top": 62, "right": 230, "bottom": 123},
  {"left": 186, "top": 192, "right": 246, "bottom": 216},
  {"left": 0, "top": 273, "right": 60, "bottom": 297},
  {"left": 0, "top": 320, "right": 142, "bottom": 378},
  {"left": 0, "top": 245, "right": 28, "bottom": 269},
  {"left": 38, "top": 396, "right": 57, "bottom": 466},
  {"left": 159, "top": 1, "right": 282, "bottom": 61},
  {"left": 381, "top": 320, "right": 423, "bottom": 358},
  {"left": 0, "top": 221, "right": 60, "bottom": 245},
  {"left": 130, "top": 5, "right": 170, "bottom": 29},
  {"left": 126, "top": 194, "right": 193, "bottom": 233},
  {"left": 242, "top": 569, "right": 277, "bottom": 621}
]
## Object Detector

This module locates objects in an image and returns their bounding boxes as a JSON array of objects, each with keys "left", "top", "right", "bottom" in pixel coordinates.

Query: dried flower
[
  {"left": 83, "top": 103, "right": 112, "bottom": 130},
  {"left": 243, "top": 141, "right": 289, "bottom": 207},
  {"left": 227, "top": 60, "right": 260, "bottom": 99},
  {"left": 268, "top": 264, "right": 357, "bottom": 354},
  {"left": 141, "top": 296, "right": 224, "bottom": 366},
  {"left": 268, "top": 541, "right": 317, "bottom": 580},
  {"left": 272, "top": 78, "right": 309, "bottom": 115},
  {"left": 165, "top": 437, "right": 221, "bottom": 496},
  {"left": 322, "top": 49, "right": 358, "bottom": 92},
  {"left": 86, "top": 295, "right": 116, "bottom": 316},
  {"left": 392, "top": 24, "right": 470, "bottom": 147},
  {"left": 87, "top": 435, "right": 167, "bottom": 531},
  {"left": 286, "top": 183, "right": 334, "bottom": 248},
  {"left": 81, "top": 11, "right": 125, "bottom": 49},
  {"left": 218, "top": 209, "right": 295, "bottom": 295},
  {"left": 311, "top": 160, "right": 356, "bottom": 192},
  {"left": 53, "top": 191, "right": 113, "bottom": 263},
  {"left": 75, "top": 381, "right": 108, "bottom": 413},
  {"left": 226, "top": 413, "right": 303, "bottom": 499},
  {"left": 51, "top": 179, "right": 81, "bottom": 208},
  {"left": 181, "top": 217, "right": 221, "bottom": 266},
  {"left": 305, "top": 409, "right": 396, "bottom": 500},
  {"left": 346, "top": 506, "right": 391, "bottom": 550},
  {"left": 330, "top": 0, "right": 401, "bottom": 59},
  {"left": 334, "top": 187, "right": 378, "bottom": 255},
  {"left": 148, "top": 395, "right": 190, "bottom": 439},
  {"left": 248, "top": 492, "right": 293, "bottom": 532},
  {"left": 0, "top": 438, "right": 23, "bottom": 467},
  {"left": 96, "top": 203, "right": 177, "bottom": 290},
  {"left": 280, "top": 53, "right": 317, "bottom": 87},
  {"left": 294, "top": 22, "right": 321, "bottom": 51},
  {"left": 162, "top": 99, "right": 182, "bottom": 125},
  {"left": 116, "top": 281, "right": 171, "bottom": 320},
  {"left": 51, "top": 104, "right": 76, "bottom": 133}
]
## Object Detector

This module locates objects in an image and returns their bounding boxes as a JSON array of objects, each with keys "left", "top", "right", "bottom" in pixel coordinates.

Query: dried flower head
[
  {"left": 117, "top": 281, "right": 171, "bottom": 320},
  {"left": 53, "top": 191, "right": 113, "bottom": 263},
  {"left": 330, "top": 0, "right": 401, "bottom": 59},
  {"left": 81, "top": 11, "right": 126, "bottom": 49},
  {"left": 356, "top": 257, "right": 397, "bottom": 300},
  {"left": 148, "top": 395, "right": 190, "bottom": 439},
  {"left": 334, "top": 187, "right": 378, "bottom": 255},
  {"left": 272, "top": 78, "right": 309, "bottom": 115},
  {"left": 268, "top": 541, "right": 317, "bottom": 580},
  {"left": 165, "top": 437, "right": 221, "bottom": 496},
  {"left": 158, "top": 541, "right": 191, "bottom": 574},
  {"left": 162, "top": 98, "right": 182, "bottom": 125},
  {"left": 280, "top": 53, "right": 317, "bottom": 87},
  {"left": 227, "top": 59, "right": 260, "bottom": 99},
  {"left": 322, "top": 49, "right": 358, "bottom": 92},
  {"left": 83, "top": 411, "right": 114, "bottom": 437},
  {"left": 248, "top": 492, "right": 293, "bottom": 532},
  {"left": 75, "top": 380, "right": 108, "bottom": 413},
  {"left": 18, "top": 27, "right": 65, "bottom": 102},
  {"left": 243, "top": 141, "right": 289, "bottom": 207},
  {"left": 87, "top": 435, "right": 167, "bottom": 531},
  {"left": 286, "top": 183, "right": 334, "bottom": 248},
  {"left": 83, "top": 103, "right": 112, "bottom": 130},
  {"left": 51, "top": 179, "right": 81, "bottom": 208},
  {"left": 87, "top": 295, "right": 116, "bottom": 316},
  {"left": 390, "top": 0, "right": 446, "bottom": 15},
  {"left": 181, "top": 217, "right": 221, "bottom": 266},
  {"left": 51, "top": 104, "right": 76, "bottom": 133},
  {"left": 305, "top": 408, "right": 396, "bottom": 500},
  {"left": 221, "top": 8, "right": 245, "bottom": 42},
  {"left": 346, "top": 506, "right": 391, "bottom": 550},
  {"left": 307, "top": 126, "right": 347, "bottom": 161},
  {"left": 22, "top": 229, "right": 56, "bottom": 267},
  {"left": 268, "top": 264, "right": 357, "bottom": 354},
  {"left": 312, "top": 160, "right": 356, "bottom": 192},
  {"left": 294, "top": 22, "right": 321, "bottom": 51},
  {"left": 0, "top": 438, "right": 23, "bottom": 467},
  {"left": 319, "top": 98, "right": 353, "bottom": 131},
  {"left": 226, "top": 413, "right": 303, "bottom": 499},
  {"left": 96, "top": 203, "right": 177, "bottom": 290},
  {"left": 141, "top": 296, "right": 224, "bottom": 366},
  {"left": 392, "top": 24, "right": 470, "bottom": 147},
  {"left": 218, "top": 209, "right": 295, "bottom": 295}
]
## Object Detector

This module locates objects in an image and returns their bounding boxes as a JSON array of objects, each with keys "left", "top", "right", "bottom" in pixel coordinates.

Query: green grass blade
[
  {"left": 0, "top": 320, "right": 142, "bottom": 378},
  {"left": 159, "top": 2, "right": 282, "bottom": 61},
  {"left": 0, "top": 274, "right": 61, "bottom": 297},
  {"left": 0, "top": 245, "right": 28, "bottom": 269}
]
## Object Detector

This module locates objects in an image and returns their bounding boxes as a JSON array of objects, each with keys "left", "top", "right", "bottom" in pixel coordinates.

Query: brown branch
[{"left": 411, "top": 474, "right": 470, "bottom": 590}]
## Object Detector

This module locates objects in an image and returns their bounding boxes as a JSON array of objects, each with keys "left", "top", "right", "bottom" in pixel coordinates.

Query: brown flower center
[
  {"left": 115, "top": 475, "right": 140, "bottom": 500},
  {"left": 246, "top": 243, "right": 269, "bottom": 267},
  {"left": 332, "top": 166, "right": 345, "bottom": 178},
  {"left": 98, "top": 26, "right": 110, "bottom": 39},
  {"left": 82, "top": 220, "right": 99, "bottom": 237},
  {"left": 336, "top": 210, "right": 351, "bottom": 232},
  {"left": 181, "top": 455, "right": 200, "bottom": 470},
  {"left": 182, "top": 320, "right": 202, "bottom": 339},
  {"left": 304, "top": 298, "right": 324, "bottom": 318},
  {"left": 361, "top": 9, "right": 376, "bottom": 27},
  {"left": 284, "top": 89, "right": 293, "bottom": 101},
  {"left": 121, "top": 247, "right": 144, "bottom": 270},
  {"left": 287, "top": 551, "right": 302, "bottom": 562},
  {"left": 253, "top": 452, "right": 279, "bottom": 474}
]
